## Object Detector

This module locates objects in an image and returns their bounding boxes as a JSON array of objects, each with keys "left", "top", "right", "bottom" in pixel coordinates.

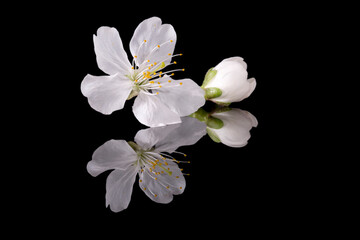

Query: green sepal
[
  {"left": 127, "top": 89, "right": 139, "bottom": 100},
  {"left": 127, "top": 141, "right": 141, "bottom": 152},
  {"left": 206, "top": 128, "right": 221, "bottom": 143},
  {"left": 212, "top": 105, "right": 232, "bottom": 113},
  {"left": 206, "top": 116, "right": 224, "bottom": 129},
  {"left": 204, "top": 87, "right": 222, "bottom": 100},
  {"left": 201, "top": 68, "right": 217, "bottom": 88},
  {"left": 189, "top": 108, "right": 209, "bottom": 122}
]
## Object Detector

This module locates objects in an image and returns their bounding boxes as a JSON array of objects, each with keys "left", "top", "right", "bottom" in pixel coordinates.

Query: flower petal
[
  {"left": 93, "top": 27, "right": 131, "bottom": 75},
  {"left": 139, "top": 157, "right": 185, "bottom": 203},
  {"left": 87, "top": 140, "right": 137, "bottom": 177},
  {"left": 154, "top": 117, "right": 207, "bottom": 153},
  {"left": 132, "top": 91, "right": 181, "bottom": 127},
  {"left": 134, "top": 123, "right": 180, "bottom": 150},
  {"left": 157, "top": 77, "right": 206, "bottom": 116},
  {"left": 222, "top": 56, "right": 247, "bottom": 70},
  {"left": 211, "top": 109, "right": 258, "bottom": 147},
  {"left": 134, "top": 117, "right": 206, "bottom": 152},
  {"left": 81, "top": 73, "right": 133, "bottom": 115},
  {"left": 105, "top": 167, "right": 137, "bottom": 212},
  {"left": 130, "top": 17, "right": 176, "bottom": 67},
  {"left": 206, "top": 57, "right": 256, "bottom": 103}
]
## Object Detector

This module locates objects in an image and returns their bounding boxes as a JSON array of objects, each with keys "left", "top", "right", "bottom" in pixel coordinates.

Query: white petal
[
  {"left": 139, "top": 157, "right": 185, "bottom": 203},
  {"left": 134, "top": 124, "right": 180, "bottom": 150},
  {"left": 93, "top": 27, "right": 131, "bottom": 75},
  {"left": 206, "top": 57, "right": 255, "bottom": 103},
  {"left": 134, "top": 117, "right": 206, "bottom": 152},
  {"left": 87, "top": 140, "right": 137, "bottom": 177},
  {"left": 157, "top": 77, "right": 206, "bottom": 116},
  {"left": 154, "top": 117, "right": 207, "bottom": 153},
  {"left": 105, "top": 167, "right": 137, "bottom": 212},
  {"left": 211, "top": 109, "right": 258, "bottom": 147},
  {"left": 243, "top": 77, "right": 257, "bottom": 99},
  {"left": 81, "top": 74, "right": 133, "bottom": 115},
  {"left": 130, "top": 17, "right": 176, "bottom": 67},
  {"left": 221, "top": 56, "right": 247, "bottom": 70},
  {"left": 132, "top": 91, "right": 181, "bottom": 127}
]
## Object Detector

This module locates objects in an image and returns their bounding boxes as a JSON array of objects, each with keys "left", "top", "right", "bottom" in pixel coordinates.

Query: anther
[
  {"left": 173, "top": 61, "right": 177, "bottom": 64},
  {"left": 157, "top": 45, "right": 160, "bottom": 48},
  {"left": 180, "top": 82, "right": 183, "bottom": 85},
  {"left": 144, "top": 40, "right": 147, "bottom": 42}
]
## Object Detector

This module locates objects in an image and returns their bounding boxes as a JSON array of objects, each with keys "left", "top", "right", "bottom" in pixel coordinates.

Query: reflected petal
[
  {"left": 210, "top": 108, "right": 257, "bottom": 147},
  {"left": 87, "top": 140, "right": 137, "bottom": 177},
  {"left": 105, "top": 167, "right": 138, "bottom": 212}
]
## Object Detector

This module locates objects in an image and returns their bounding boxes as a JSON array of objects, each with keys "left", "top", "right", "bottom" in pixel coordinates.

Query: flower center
[{"left": 126, "top": 39, "right": 185, "bottom": 97}]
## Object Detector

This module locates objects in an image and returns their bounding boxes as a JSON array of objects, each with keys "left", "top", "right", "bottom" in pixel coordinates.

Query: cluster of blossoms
[{"left": 82, "top": 17, "right": 257, "bottom": 212}]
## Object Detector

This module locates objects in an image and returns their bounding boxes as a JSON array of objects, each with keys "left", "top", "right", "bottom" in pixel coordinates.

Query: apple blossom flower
[
  {"left": 87, "top": 117, "right": 206, "bottom": 212},
  {"left": 201, "top": 57, "right": 256, "bottom": 105},
  {"left": 81, "top": 17, "right": 205, "bottom": 127},
  {"left": 190, "top": 107, "right": 258, "bottom": 147}
]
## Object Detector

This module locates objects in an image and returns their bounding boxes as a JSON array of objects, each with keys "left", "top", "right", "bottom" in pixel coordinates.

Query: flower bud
[
  {"left": 202, "top": 57, "right": 256, "bottom": 105},
  {"left": 206, "top": 108, "right": 258, "bottom": 147}
]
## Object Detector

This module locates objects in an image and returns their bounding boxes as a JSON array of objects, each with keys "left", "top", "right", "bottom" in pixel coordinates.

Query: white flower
[
  {"left": 87, "top": 117, "right": 206, "bottom": 212},
  {"left": 81, "top": 17, "right": 205, "bottom": 127},
  {"left": 201, "top": 57, "right": 256, "bottom": 105},
  {"left": 206, "top": 108, "right": 258, "bottom": 147}
]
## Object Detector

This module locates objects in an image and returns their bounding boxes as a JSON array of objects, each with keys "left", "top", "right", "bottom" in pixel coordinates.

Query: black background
[{"left": 7, "top": 2, "right": 339, "bottom": 236}]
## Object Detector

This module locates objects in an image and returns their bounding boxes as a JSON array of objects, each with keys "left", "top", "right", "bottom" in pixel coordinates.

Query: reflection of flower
[
  {"left": 190, "top": 107, "right": 257, "bottom": 147},
  {"left": 201, "top": 57, "right": 256, "bottom": 105},
  {"left": 81, "top": 17, "right": 205, "bottom": 127},
  {"left": 87, "top": 117, "right": 206, "bottom": 212},
  {"left": 207, "top": 108, "right": 258, "bottom": 147}
]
